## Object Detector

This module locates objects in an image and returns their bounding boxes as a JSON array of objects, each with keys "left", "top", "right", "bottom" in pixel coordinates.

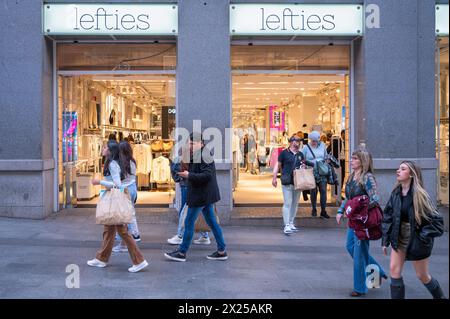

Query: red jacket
[{"left": 344, "top": 195, "right": 383, "bottom": 241}]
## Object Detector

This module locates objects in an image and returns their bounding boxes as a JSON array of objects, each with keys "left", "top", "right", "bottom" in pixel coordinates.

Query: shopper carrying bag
[{"left": 87, "top": 140, "right": 148, "bottom": 273}]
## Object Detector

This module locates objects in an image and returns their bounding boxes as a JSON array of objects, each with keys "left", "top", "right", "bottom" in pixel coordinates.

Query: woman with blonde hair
[
  {"left": 336, "top": 149, "right": 387, "bottom": 297},
  {"left": 382, "top": 161, "right": 445, "bottom": 299}
]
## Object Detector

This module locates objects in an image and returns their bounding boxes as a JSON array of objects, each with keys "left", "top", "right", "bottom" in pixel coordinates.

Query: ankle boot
[
  {"left": 390, "top": 277, "right": 405, "bottom": 299},
  {"left": 424, "top": 277, "right": 447, "bottom": 299}
]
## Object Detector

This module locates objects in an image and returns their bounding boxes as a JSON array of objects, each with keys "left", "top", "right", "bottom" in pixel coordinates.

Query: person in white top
[
  {"left": 88, "top": 140, "right": 148, "bottom": 273},
  {"left": 111, "top": 141, "right": 142, "bottom": 253},
  {"left": 302, "top": 131, "right": 330, "bottom": 219}
]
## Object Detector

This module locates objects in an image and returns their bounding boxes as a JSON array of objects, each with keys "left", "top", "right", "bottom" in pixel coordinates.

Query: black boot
[
  {"left": 390, "top": 277, "right": 405, "bottom": 299},
  {"left": 424, "top": 277, "right": 447, "bottom": 299}
]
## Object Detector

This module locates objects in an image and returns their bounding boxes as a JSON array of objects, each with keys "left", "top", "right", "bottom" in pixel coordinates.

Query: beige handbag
[
  {"left": 95, "top": 188, "right": 133, "bottom": 225},
  {"left": 195, "top": 205, "right": 220, "bottom": 233},
  {"left": 293, "top": 167, "right": 316, "bottom": 191}
]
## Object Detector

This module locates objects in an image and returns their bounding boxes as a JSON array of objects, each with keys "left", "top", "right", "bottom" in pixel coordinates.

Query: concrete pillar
[
  {"left": 177, "top": 0, "right": 232, "bottom": 220},
  {"left": 0, "top": 1, "right": 54, "bottom": 218},
  {"left": 353, "top": 0, "right": 438, "bottom": 205}
]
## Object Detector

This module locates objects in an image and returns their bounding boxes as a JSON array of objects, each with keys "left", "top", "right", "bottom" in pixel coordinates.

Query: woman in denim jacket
[{"left": 336, "top": 149, "right": 387, "bottom": 297}]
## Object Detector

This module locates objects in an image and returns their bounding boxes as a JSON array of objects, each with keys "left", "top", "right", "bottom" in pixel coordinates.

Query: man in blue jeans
[
  {"left": 164, "top": 133, "right": 227, "bottom": 262},
  {"left": 167, "top": 154, "right": 210, "bottom": 245}
]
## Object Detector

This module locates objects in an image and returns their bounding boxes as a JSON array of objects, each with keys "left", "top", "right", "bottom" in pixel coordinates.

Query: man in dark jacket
[{"left": 164, "top": 133, "right": 227, "bottom": 262}]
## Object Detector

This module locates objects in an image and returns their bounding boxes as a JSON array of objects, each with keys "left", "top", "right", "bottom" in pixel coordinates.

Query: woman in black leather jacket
[{"left": 382, "top": 161, "right": 445, "bottom": 299}]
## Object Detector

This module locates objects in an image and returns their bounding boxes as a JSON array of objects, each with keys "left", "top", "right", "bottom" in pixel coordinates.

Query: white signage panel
[
  {"left": 230, "top": 4, "right": 364, "bottom": 36},
  {"left": 43, "top": 4, "right": 178, "bottom": 35},
  {"left": 436, "top": 5, "right": 449, "bottom": 36}
]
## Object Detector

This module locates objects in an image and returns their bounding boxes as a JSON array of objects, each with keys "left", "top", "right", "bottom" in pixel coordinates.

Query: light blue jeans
[
  {"left": 115, "top": 183, "right": 139, "bottom": 241},
  {"left": 177, "top": 185, "right": 209, "bottom": 238},
  {"left": 346, "top": 228, "right": 387, "bottom": 293},
  {"left": 127, "top": 183, "right": 139, "bottom": 237},
  {"left": 281, "top": 184, "right": 301, "bottom": 226}
]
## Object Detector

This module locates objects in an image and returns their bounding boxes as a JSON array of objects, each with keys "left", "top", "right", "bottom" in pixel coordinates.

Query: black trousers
[{"left": 310, "top": 180, "right": 327, "bottom": 213}]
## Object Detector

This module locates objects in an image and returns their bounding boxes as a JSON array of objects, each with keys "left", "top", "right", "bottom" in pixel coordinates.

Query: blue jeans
[
  {"left": 177, "top": 186, "right": 209, "bottom": 238},
  {"left": 179, "top": 204, "right": 226, "bottom": 254},
  {"left": 346, "top": 228, "right": 386, "bottom": 293}
]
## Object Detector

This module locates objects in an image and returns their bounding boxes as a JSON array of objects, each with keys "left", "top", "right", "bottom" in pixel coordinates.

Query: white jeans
[{"left": 281, "top": 184, "right": 301, "bottom": 226}]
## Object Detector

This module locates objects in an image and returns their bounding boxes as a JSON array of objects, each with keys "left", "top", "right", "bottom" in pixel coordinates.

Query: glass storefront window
[
  {"left": 231, "top": 45, "right": 350, "bottom": 71},
  {"left": 437, "top": 37, "right": 449, "bottom": 205},
  {"left": 57, "top": 43, "right": 176, "bottom": 71}
]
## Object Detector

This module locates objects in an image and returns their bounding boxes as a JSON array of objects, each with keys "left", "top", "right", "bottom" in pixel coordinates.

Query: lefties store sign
[
  {"left": 43, "top": 4, "right": 178, "bottom": 35},
  {"left": 230, "top": 4, "right": 363, "bottom": 36}
]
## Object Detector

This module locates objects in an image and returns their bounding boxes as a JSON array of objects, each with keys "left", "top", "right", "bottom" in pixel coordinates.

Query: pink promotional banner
[{"left": 269, "top": 105, "right": 285, "bottom": 130}]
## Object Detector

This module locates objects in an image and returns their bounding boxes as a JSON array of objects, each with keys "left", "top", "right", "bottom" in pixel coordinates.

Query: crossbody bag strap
[{"left": 306, "top": 144, "right": 316, "bottom": 159}]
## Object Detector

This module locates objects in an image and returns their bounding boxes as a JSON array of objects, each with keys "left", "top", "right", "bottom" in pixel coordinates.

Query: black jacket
[
  {"left": 186, "top": 148, "right": 221, "bottom": 207},
  {"left": 382, "top": 186, "right": 444, "bottom": 261}
]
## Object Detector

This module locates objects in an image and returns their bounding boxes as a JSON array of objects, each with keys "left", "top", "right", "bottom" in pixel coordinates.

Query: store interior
[
  {"left": 438, "top": 36, "right": 449, "bottom": 205},
  {"left": 58, "top": 74, "right": 176, "bottom": 208},
  {"left": 231, "top": 74, "right": 349, "bottom": 205}
]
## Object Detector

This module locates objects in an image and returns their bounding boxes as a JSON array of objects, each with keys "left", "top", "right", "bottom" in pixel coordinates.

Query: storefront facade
[{"left": 0, "top": 0, "right": 446, "bottom": 221}]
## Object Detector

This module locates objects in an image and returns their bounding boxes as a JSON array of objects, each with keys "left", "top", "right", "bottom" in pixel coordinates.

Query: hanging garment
[{"left": 150, "top": 156, "right": 171, "bottom": 183}]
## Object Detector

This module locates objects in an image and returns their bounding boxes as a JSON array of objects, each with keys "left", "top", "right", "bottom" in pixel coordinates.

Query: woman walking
[
  {"left": 88, "top": 140, "right": 148, "bottom": 273},
  {"left": 112, "top": 141, "right": 142, "bottom": 252},
  {"left": 336, "top": 149, "right": 387, "bottom": 297},
  {"left": 302, "top": 131, "right": 329, "bottom": 218},
  {"left": 382, "top": 161, "right": 446, "bottom": 299}
]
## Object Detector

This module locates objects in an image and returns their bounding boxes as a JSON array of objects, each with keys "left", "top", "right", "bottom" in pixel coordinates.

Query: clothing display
[
  {"left": 151, "top": 155, "right": 171, "bottom": 183},
  {"left": 59, "top": 75, "right": 176, "bottom": 207},
  {"left": 133, "top": 143, "right": 152, "bottom": 175}
]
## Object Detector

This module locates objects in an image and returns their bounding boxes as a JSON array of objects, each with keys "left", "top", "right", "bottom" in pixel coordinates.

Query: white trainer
[
  {"left": 128, "top": 260, "right": 149, "bottom": 273},
  {"left": 289, "top": 223, "right": 300, "bottom": 232},
  {"left": 167, "top": 235, "right": 183, "bottom": 245},
  {"left": 87, "top": 258, "right": 107, "bottom": 268},
  {"left": 112, "top": 244, "right": 128, "bottom": 253},
  {"left": 283, "top": 225, "right": 294, "bottom": 235},
  {"left": 193, "top": 237, "right": 211, "bottom": 245}
]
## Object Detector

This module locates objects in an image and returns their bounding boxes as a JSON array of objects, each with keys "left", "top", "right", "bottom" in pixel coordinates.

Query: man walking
[
  {"left": 272, "top": 134, "right": 309, "bottom": 235},
  {"left": 164, "top": 133, "right": 227, "bottom": 262}
]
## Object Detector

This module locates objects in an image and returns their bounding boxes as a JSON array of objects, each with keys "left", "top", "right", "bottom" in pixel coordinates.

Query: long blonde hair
[
  {"left": 394, "top": 161, "right": 437, "bottom": 225},
  {"left": 348, "top": 149, "right": 374, "bottom": 186}
]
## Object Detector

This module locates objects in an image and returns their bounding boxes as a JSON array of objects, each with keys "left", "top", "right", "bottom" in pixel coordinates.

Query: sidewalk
[{"left": 0, "top": 208, "right": 448, "bottom": 299}]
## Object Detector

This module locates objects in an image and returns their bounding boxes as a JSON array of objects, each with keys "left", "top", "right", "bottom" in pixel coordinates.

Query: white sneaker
[
  {"left": 128, "top": 260, "right": 149, "bottom": 273},
  {"left": 283, "top": 225, "right": 294, "bottom": 235},
  {"left": 193, "top": 237, "right": 211, "bottom": 245},
  {"left": 112, "top": 244, "right": 128, "bottom": 253},
  {"left": 289, "top": 223, "right": 300, "bottom": 232},
  {"left": 87, "top": 258, "right": 107, "bottom": 268},
  {"left": 167, "top": 235, "right": 183, "bottom": 245}
]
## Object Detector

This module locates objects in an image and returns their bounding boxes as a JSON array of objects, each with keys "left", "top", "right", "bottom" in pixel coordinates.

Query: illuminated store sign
[
  {"left": 230, "top": 4, "right": 363, "bottom": 36},
  {"left": 436, "top": 5, "right": 449, "bottom": 36},
  {"left": 43, "top": 4, "right": 177, "bottom": 35}
]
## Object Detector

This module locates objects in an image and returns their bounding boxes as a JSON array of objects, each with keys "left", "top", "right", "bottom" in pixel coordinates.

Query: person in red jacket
[{"left": 336, "top": 149, "right": 387, "bottom": 297}]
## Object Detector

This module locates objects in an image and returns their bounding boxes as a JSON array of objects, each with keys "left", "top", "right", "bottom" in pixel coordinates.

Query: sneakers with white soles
[
  {"left": 167, "top": 235, "right": 183, "bottom": 245},
  {"left": 87, "top": 258, "right": 107, "bottom": 268},
  {"left": 128, "top": 260, "right": 148, "bottom": 273},
  {"left": 112, "top": 244, "right": 128, "bottom": 253},
  {"left": 283, "top": 225, "right": 294, "bottom": 235},
  {"left": 193, "top": 237, "right": 211, "bottom": 245}
]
